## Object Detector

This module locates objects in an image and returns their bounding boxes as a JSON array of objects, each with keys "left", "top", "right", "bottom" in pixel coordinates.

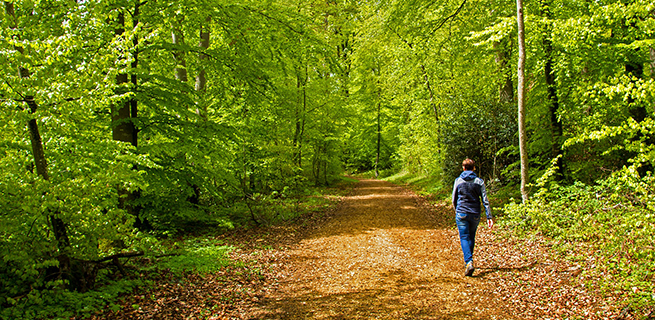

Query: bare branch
[{"left": 425, "top": 0, "right": 467, "bottom": 40}]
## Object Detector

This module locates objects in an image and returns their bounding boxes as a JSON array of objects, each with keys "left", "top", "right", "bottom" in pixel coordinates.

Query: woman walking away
[{"left": 452, "top": 158, "right": 494, "bottom": 276}]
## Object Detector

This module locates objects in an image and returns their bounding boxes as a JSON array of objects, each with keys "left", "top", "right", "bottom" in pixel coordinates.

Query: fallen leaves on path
[{"left": 90, "top": 179, "right": 645, "bottom": 319}]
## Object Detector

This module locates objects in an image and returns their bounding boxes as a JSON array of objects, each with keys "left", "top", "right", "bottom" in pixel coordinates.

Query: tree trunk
[
  {"left": 195, "top": 17, "right": 210, "bottom": 118},
  {"left": 300, "top": 65, "right": 307, "bottom": 168},
  {"left": 293, "top": 64, "right": 307, "bottom": 169},
  {"left": 130, "top": 4, "right": 139, "bottom": 145},
  {"left": 112, "top": 12, "right": 137, "bottom": 147},
  {"left": 172, "top": 20, "right": 188, "bottom": 82},
  {"left": 375, "top": 82, "right": 381, "bottom": 179},
  {"left": 27, "top": 100, "right": 72, "bottom": 279},
  {"left": 517, "top": 0, "right": 529, "bottom": 202},
  {"left": 375, "top": 99, "right": 381, "bottom": 178},
  {"left": 494, "top": 40, "right": 514, "bottom": 103},
  {"left": 113, "top": 9, "right": 147, "bottom": 229},
  {"left": 541, "top": 0, "right": 564, "bottom": 179},
  {"left": 5, "top": 0, "right": 72, "bottom": 283}
]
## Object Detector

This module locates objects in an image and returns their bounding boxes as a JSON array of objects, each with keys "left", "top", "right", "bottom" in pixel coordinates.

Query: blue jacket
[{"left": 452, "top": 170, "right": 492, "bottom": 219}]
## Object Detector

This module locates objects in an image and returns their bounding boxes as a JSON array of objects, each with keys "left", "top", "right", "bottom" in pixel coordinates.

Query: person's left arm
[
  {"left": 452, "top": 178, "right": 459, "bottom": 211},
  {"left": 478, "top": 179, "right": 493, "bottom": 228}
]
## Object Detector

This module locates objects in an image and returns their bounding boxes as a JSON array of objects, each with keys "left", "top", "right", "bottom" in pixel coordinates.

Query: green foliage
[
  {"left": 1, "top": 0, "right": 355, "bottom": 317},
  {"left": 2, "top": 0, "right": 655, "bottom": 316},
  {"left": 0, "top": 279, "right": 144, "bottom": 320},
  {"left": 157, "top": 239, "right": 233, "bottom": 274},
  {"left": 441, "top": 99, "right": 517, "bottom": 184},
  {"left": 383, "top": 170, "right": 451, "bottom": 200},
  {"left": 503, "top": 165, "right": 655, "bottom": 309}
]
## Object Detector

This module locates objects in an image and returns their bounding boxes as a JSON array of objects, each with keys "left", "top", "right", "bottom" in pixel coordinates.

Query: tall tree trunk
[
  {"left": 112, "top": 12, "right": 137, "bottom": 147},
  {"left": 375, "top": 78, "right": 382, "bottom": 179},
  {"left": 494, "top": 40, "right": 514, "bottom": 103},
  {"left": 195, "top": 17, "right": 210, "bottom": 119},
  {"left": 293, "top": 64, "right": 307, "bottom": 169},
  {"left": 300, "top": 65, "right": 307, "bottom": 168},
  {"left": 130, "top": 4, "right": 139, "bottom": 145},
  {"left": 650, "top": 46, "right": 655, "bottom": 79},
  {"left": 5, "top": 0, "right": 71, "bottom": 282},
  {"left": 375, "top": 97, "right": 381, "bottom": 179},
  {"left": 172, "top": 20, "right": 203, "bottom": 205},
  {"left": 541, "top": 0, "right": 564, "bottom": 179},
  {"left": 517, "top": 0, "right": 529, "bottom": 202},
  {"left": 293, "top": 69, "right": 301, "bottom": 166},
  {"left": 113, "top": 8, "right": 147, "bottom": 229},
  {"left": 172, "top": 20, "right": 188, "bottom": 82},
  {"left": 27, "top": 98, "right": 72, "bottom": 281}
]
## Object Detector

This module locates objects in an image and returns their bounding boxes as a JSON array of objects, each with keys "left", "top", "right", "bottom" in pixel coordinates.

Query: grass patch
[
  {"left": 227, "top": 176, "right": 356, "bottom": 227},
  {"left": 383, "top": 169, "right": 451, "bottom": 201},
  {"left": 156, "top": 238, "right": 234, "bottom": 274}
]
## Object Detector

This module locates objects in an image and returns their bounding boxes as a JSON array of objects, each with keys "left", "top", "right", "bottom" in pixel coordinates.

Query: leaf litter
[{"left": 91, "top": 179, "right": 645, "bottom": 319}]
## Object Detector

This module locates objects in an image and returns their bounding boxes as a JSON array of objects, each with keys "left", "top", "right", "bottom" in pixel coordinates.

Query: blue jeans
[{"left": 456, "top": 212, "right": 480, "bottom": 264}]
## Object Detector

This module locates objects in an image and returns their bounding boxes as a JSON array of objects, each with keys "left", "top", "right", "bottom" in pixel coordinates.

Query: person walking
[{"left": 452, "top": 158, "right": 494, "bottom": 276}]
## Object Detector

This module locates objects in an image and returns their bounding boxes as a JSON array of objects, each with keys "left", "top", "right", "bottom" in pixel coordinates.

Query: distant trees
[{"left": 348, "top": 0, "right": 654, "bottom": 193}]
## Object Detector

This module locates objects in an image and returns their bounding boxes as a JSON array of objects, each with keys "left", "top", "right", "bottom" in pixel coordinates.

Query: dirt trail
[{"left": 250, "top": 179, "right": 512, "bottom": 319}]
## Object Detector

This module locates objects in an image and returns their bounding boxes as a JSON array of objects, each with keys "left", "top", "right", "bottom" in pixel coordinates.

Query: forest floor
[{"left": 99, "top": 179, "right": 636, "bottom": 320}]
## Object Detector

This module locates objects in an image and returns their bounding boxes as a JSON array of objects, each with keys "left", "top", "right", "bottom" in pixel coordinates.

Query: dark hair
[{"left": 462, "top": 158, "right": 475, "bottom": 170}]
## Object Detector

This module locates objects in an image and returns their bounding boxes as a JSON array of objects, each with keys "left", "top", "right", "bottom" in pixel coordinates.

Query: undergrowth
[
  {"left": 0, "top": 181, "right": 352, "bottom": 320},
  {"left": 0, "top": 278, "right": 144, "bottom": 320},
  {"left": 227, "top": 175, "right": 358, "bottom": 227},
  {"left": 383, "top": 170, "right": 451, "bottom": 200},
  {"left": 386, "top": 164, "right": 654, "bottom": 316},
  {"left": 502, "top": 164, "right": 655, "bottom": 313}
]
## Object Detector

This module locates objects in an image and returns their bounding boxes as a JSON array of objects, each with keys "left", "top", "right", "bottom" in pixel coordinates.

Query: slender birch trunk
[{"left": 517, "top": 0, "right": 529, "bottom": 202}]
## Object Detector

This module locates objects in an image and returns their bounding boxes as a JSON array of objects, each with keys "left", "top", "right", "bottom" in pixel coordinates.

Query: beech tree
[{"left": 516, "top": 0, "right": 529, "bottom": 201}]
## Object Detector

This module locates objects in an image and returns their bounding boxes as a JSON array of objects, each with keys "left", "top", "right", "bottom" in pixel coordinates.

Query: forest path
[{"left": 248, "top": 179, "right": 511, "bottom": 319}]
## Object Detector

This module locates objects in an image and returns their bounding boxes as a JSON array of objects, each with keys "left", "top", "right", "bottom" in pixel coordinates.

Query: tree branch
[
  {"left": 245, "top": 7, "right": 305, "bottom": 35},
  {"left": 384, "top": 24, "right": 414, "bottom": 50},
  {"left": 88, "top": 251, "right": 144, "bottom": 263},
  {"left": 426, "top": 0, "right": 467, "bottom": 40}
]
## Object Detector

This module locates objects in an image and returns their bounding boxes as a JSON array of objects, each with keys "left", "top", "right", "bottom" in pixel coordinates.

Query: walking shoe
[{"left": 465, "top": 260, "right": 475, "bottom": 277}]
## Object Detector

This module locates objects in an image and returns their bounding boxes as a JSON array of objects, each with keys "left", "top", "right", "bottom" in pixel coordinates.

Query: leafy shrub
[
  {"left": 441, "top": 99, "right": 517, "bottom": 184},
  {"left": 503, "top": 164, "right": 655, "bottom": 309},
  {"left": 0, "top": 279, "right": 144, "bottom": 320},
  {"left": 157, "top": 238, "right": 234, "bottom": 274}
]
